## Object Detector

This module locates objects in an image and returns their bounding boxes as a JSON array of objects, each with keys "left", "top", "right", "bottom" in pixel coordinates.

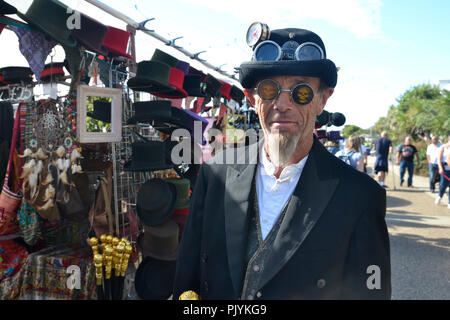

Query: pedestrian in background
[
  {"left": 396, "top": 136, "right": 420, "bottom": 187},
  {"left": 326, "top": 140, "right": 340, "bottom": 155},
  {"left": 426, "top": 135, "right": 442, "bottom": 193},
  {"left": 374, "top": 132, "right": 392, "bottom": 188},
  {"left": 435, "top": 135, "right": 450, "bottom": 209},
  {"left": 335, "top": 135, "right": 364, "bottom": 172}
]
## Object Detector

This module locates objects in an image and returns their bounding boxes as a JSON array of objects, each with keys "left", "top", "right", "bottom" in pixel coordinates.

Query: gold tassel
[
  {"left": 43, "top": 184, "right": 55, "bottom": 202},
  {"left": 37, "top": 198, "right": 54, "bottom": 211}
]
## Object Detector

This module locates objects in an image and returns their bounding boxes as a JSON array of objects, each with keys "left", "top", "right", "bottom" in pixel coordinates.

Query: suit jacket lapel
[
  {"left": 257, "top": 138, "right": 340, "bottom": 290},
  {"left": 224, "top": 140, "right": 260, "bottom": 296}
]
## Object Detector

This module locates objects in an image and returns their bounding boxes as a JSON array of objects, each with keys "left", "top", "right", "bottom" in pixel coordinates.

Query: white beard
[{"left": 265, "top": 129, "right": 301, "bottom": 168}]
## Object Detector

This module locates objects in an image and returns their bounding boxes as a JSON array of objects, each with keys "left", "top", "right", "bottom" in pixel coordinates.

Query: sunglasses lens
[
  {"left": 254, "top": 42, "right": 280, "bottom": 61},
  {"left": 257, "top": 80, "right": 278, "bottom": 100},
  {"left": 296, "top": 44, "right": 323, "bottom": 61},
  {"left": 292, "top": 84, "right": 314, "bottom": 105}
]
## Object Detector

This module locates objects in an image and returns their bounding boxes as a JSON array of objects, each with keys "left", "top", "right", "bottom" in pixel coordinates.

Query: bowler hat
[
  {"left": 127, "top": 49, "right": 179, "bottom": 93},
  {"left": 136, "top": 178, "right": 178, "bottom": 226},
  {"left": 18, "top": 0, "right": 77, "bottom": 48},
  {"left": 123, "top": 140, "right": 175, "bottom": 172},
  {"left": 137, "top": 220, "right": 179, "bottom": 260},
  {"left": 134, "top": 255, "right": 177, "bottom": 300},
  {"left": 0, "top": 0, "right": 17, "bottom": 14},
  {"left": 71, "top": 13, "right": 109, "bottom": 56},
  {"left": 327, "top": 130, "right": 343, "bottom": 141},
  {"left": 87, "top": 100, "right": 111, "bottom": 123},
  {"left": 239, "top": 28, "right": 338, "bottom": 89}
]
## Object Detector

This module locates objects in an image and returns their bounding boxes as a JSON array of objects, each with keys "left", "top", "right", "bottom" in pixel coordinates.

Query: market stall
[{"left": 0, "top": 0, "right": 255, "bottom": 300}]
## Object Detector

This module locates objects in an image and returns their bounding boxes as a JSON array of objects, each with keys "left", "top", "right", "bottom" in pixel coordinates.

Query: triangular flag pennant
[
  {"left": 191, "top": 97, "right": 204, "bottom": 113},
  {"left": 216, "top": 103, "right": 228, "bottom": 125}
]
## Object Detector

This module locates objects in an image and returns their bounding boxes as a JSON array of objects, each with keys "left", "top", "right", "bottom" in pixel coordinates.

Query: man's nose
[{"left": 273, "top": 90, "right": 292, "bottom": 112}]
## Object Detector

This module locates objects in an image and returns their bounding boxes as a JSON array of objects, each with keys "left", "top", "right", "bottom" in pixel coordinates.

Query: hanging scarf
[{"left": 11, "top": 26, "right": 57, "bottom": 82}]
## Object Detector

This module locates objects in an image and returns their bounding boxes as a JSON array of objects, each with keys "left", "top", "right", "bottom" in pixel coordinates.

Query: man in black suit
[{"left": 173, "top": 25, "right": 391, "bottom": 300}]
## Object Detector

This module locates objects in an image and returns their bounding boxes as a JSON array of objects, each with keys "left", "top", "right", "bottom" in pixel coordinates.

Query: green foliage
[
  {"left": 371, "top": 83, "right": 450, "bottom": 176},
  {"left": 86, "top": 96, "right": 111, "bottom": 133},
  {"left": 341, "top": 124, "right": 366, "bottom": 138}
]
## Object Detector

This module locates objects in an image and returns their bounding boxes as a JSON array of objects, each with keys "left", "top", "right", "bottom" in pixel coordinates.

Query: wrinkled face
[{"left": 252, "top": 75, "right": 332, "bottom": 142}]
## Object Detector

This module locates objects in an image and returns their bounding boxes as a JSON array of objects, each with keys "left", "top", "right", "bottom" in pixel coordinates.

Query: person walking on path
[
  {"left": 427, "top": 135, "right": 442, "bottom": 193},
  {"left": 396, "top": 136, "right": 420, "bottom": 187},
  {"left": 374, "top": 132, "right": 392, "bottom": 188},
  {"left": 335, "top": 135, "right": 365, "bottom": 172},
  {"left": 435, "top": 135, "right": 450, "bottom": 209}
]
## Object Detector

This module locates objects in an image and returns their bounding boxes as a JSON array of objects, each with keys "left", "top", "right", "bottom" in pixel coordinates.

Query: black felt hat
[
  {"left": 183, "top": 74, "right": 206, "bottom": 97},
  {"left": 71, "top": 12, "right": 109, "bottom": 56},
  {"left": 230, "top": 85, "right": 245, "bottom": 105},
  {"left": 123, "top": 140, "right": 175, "bottom": 172},
  {"left": 40, "top": 62, "right": 66, "bottom": 83},
  {"left": 136, "top": 178, "right": 178, "bottom": 227},
  {"left": 239, "top": 28, "right": 338, "bottom": 89},
  {"left": 0, "top": 67, "right": 34, "bottom": 84},
  {"left": 134, "top": 256, "right": 177, "bottom": 300},
  {"left": 87, "top": 100, "right": 111, "bottom": 123},
  {"left": 0, "top": 1, "right": 17, "bottom": 14}
]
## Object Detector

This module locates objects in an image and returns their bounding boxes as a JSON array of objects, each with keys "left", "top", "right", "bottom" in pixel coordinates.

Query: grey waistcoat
[{"left": 240, "top": 176, "right": 292, "bottom": 300}]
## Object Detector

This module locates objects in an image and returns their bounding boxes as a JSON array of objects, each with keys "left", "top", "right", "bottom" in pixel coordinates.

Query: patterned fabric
[
  {"left": 0, "top": 244, "right": 96, "bottom": 300},
  {"left": 0, "top": 239, "right": 28, "bottom": 281},
  {"left": 11, "top": 26, "right": 57, "bottom": 82}
]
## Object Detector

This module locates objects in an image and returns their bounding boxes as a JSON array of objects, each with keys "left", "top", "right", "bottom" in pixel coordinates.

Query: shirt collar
[{"left": 260, "top": 142, "right": 309, "bottom": 181}]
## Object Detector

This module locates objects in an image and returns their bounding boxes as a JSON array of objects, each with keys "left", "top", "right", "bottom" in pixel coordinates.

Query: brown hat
[{"left": 137, "top": 220, "right": 179, "bottom": 261}]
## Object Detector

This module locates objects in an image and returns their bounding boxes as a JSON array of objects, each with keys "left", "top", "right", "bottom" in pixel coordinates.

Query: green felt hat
[
  {"left": 18, "top": 0, "right": 77, "bottom": 48},
  {"left": 165, "top": 178, "right": 190, "bottom": 210},
  {"left": 127, "top": 49, "right": 179, "bottom": 93}
]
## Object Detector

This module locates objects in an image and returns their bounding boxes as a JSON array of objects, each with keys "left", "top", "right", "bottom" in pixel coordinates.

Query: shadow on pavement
[
  {"left": 386, "top": 214, "right": 448, "bottom": 230},
  {"left": 388, "top": 233, "right": 450, "bottom": 299},
  {"left": 387, "top": 196, "right": 412, "bottom": 208}
]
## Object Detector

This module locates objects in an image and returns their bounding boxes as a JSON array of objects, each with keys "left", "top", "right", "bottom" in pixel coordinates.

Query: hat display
[
  {"left": 152, "top": 67, "right": 188, "bottom": 99},
  {"left": 40, "top": 62, "right": 66, "bottom": 83},
  {"left": 0, "top": 66, "right": 34, "bottom": 84},
  {"left": 134, "top": 255, "right": 177, "bottom": 300},
  {"left": 316, "top": 129, "right": 327, "bottom": 140},
  {"left": 123, "top": 140, "right": 175, "bottom": 172},
  {"left": 180, "top": 109, "right": 208, "bottom": 145},
  {"left": 127, "top": 101, "right": 191, "bottom": 133},
  {"left": 137, "top": 220, "right": 179, "bottom": 260},
  {"left": 71, "top": 13, "right": 109, "bottom": 56},
  {"left": 239, "top": 28, "right": 338, "bottom": 89},
  {"left": 171, "top": 208, "right": 189, "bottom": 240},
  {"left": 0, "top": 0, "right": 17, "bottom": 14},
  {"left": 204, "top": 73, "right": 223, "bottom": 97},
  {"left": 230, "top": 85, "right": 245, "bottom": 105},
  {"left": 101, "top": 26, "right": 133, "bottom": 59},
  {"left": 127, "top": 49, "right": 179, "bottom": 93},
  {"left": 219, "top": 80, "right": 233, "bottom": 100},
  {"left": 17, "top": 0, "right": 77, "bottom": 48},
  {"left": 87, "top": 100, "right": 111, "bottom": 123},
  {"left": 327, "top": 130, "right": 343, "bottom": 141},
  {"left": 165, "top": 178, "right": 190, "bottom": 210},
  {"left": 136, "top": 178, "right": 178, "bottom": 226},
  {"left": 183, "top": 74, "right": 206, "bottom": 97}
]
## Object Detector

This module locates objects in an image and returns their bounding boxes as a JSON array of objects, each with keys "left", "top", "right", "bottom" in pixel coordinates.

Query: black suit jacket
[{"left": 173, "top": 137, "right": 391, "bottom": 299}]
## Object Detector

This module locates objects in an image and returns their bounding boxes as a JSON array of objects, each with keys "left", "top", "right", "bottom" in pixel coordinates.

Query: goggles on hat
[
  {"left": 253, "top": 40, "right": 324, "bottom": 62},
  {"left": 255, "top": 79, "right": 315, "bottom": 106}
]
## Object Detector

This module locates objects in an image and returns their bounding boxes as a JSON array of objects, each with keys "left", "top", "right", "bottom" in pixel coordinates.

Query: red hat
[
  {"left": 219, "top": 80, "right": 232, "bottom": 100},
  {"left": 152, "top": 68, "right": 188, "bottom": 99},
  {"left": 102, "top": 26, "right": 133, "bottom": 59}
]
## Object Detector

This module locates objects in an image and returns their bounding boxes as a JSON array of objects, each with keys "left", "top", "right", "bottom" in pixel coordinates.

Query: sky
[{"left": 2, "top": 0, "right": 450, "bottom": 129}]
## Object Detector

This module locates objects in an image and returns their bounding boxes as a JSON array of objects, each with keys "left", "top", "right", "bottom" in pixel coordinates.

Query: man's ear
[{"left": 244, "top": 89, "right": 256, "bottom": 106}]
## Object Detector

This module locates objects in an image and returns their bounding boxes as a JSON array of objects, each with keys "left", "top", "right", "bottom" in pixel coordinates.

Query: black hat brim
[
  {"left": 0, "top": 1, "right": 17, "bottom": 14},
  {"left": 239, "top": 59, "right": 338, "bottom": 89},
  {"left": 127, "top": 77, "right": 176, "bottom": 94},
  {"left": 87, "top": 112, "right": 111, "bottom": 124},
  {"left": 137, "top": 233, "right": 179, "bottom": 261}
]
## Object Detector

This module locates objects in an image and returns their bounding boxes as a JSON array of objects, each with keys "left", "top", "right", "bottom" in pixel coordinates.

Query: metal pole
[{"left": 84, "top": 0, "right": 238, "bottom": 82}]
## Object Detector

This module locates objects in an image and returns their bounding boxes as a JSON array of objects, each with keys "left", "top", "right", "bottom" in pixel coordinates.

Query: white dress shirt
[
  {"left": 255, "top": 144, "right": 309, "bottom": 241},
  {"left": 427, "top": 142, "right": 443, "bottom": 164}
]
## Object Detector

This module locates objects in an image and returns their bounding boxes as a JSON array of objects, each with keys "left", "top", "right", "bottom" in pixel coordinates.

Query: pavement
[{"left": 367, "top": 156, "right": 450, "bottom": 300}]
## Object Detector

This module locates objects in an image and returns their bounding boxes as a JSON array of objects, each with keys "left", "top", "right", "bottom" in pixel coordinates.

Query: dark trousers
[
  {"left": 400, "top": 161, "right": 414, "bottom": 186},
  {"left": 438, "top": 169, "right": 450, "bottom": 203},
  {"left": 428, "top": 163, "right": 439, "bottom": 192}
]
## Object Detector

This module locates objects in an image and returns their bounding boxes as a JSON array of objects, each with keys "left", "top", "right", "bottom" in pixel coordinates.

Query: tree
[{"left": 341, "top": 125, "right": 366, "bottom": 138}]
